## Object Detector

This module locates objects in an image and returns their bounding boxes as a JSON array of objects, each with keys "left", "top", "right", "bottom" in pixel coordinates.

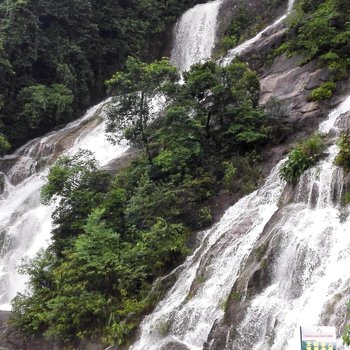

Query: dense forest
[
  {"left": 3, "top": 0, "right": 350, "bottom": 348},
  {"left": 0, "top": 0, "right": 201, "bottom": 153}
]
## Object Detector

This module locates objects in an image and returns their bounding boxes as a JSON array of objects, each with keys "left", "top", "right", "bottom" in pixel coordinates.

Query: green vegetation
[
  {"left": 0, "top": 0, "right": 200, "bottom": 152},
  {"left": 334, "top": 130, "right": 350, "bottom": 170},
  {"left": 0, "top": 134, "right": 10, "bottom": 156},
  {"left": 11, "top": 59, "right": 291, "bottom": 348},
  {"left": 308, "top": 81, "right": 336, "bottom": 101},
  {"left": 345, "top": 324, "right": 350, "bottom": 346},
  {"left": 255, "top": 243, "right": 268, "bottom": 261},
  {"left": 341, "top": 191, "right": 350, "bottom": 206},
  {"left": 106, "top": 57, "right": 179, "bottom": 162},
  {"left": 280, "top": 133, "right": 326, "bottom": 184},
  {"left": 219, "top": 0, "right": 286, "bottom": 53},
  {"left": 277, "top": 0, "right": 350, "bottom": 96}
]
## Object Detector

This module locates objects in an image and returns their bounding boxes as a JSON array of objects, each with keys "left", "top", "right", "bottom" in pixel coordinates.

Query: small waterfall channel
[
  {"left": 221, "top": 0, "right": 296, "bottom": 65},
  {"left": 170, "top": 0, "right": 223, "bottom": 72},
  {"left": 0, "top": 100, "right": 129, "bottom": 310}
]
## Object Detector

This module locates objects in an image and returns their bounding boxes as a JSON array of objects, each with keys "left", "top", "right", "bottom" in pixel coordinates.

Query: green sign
[{"left": 300, "top": 326, "right": 337, "bottom": 350}]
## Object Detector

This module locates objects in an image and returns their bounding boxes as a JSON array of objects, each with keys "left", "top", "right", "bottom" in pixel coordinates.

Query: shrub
[
  {"left": 345, "top": 323, "right": 350, "bottom": 346},
  {"left": 280, "top": 133, "right": 326, "bottom": 184},
  {"left": 342, "top": 191, "right": 350, "bottom": 206},
  {"left": 222, "top": 161, "right": 237, "bottom": 189},
  {"left": 334, "top": 131, "right": 350, "bottom": 171},
  {"left": 0, "top": 134, "right": 10, "bottom": 156},
  {"left": 197, "top": 207, "right": 213, "bottom": 228},
  {"left": 308, "top": 81, "right": 336, "bottom": 101}
]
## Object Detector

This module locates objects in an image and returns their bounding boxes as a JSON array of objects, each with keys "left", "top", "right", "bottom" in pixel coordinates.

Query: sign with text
[{"left": 300, "top": 326, "right": 337, "bottom": 350}]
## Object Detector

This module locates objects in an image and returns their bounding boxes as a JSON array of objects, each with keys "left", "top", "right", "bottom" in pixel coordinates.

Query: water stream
[
  {"left": 221, "top": 0, "right": 296, "bottom": 66},
  {"left": 0, "top": 100, "right": 128, "bottom": 310},
  {"left": 170, "top": 0, "right": 223, "bottom": 72}
]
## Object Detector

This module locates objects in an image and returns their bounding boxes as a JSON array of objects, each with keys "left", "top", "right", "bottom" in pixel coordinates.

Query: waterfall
[
  {"left": 0, "top": 100, "right": 129, "bottom": 310},
  {"left": 170, "top": 0, "right": 223, "bottom": 72},
  {"left": 224, "top": 100, "right": 350, "bottom": 350},
  {"left": 130, "top": 162, "right": 285, "bottom": 350},
  {"left": 129, "top": 1, "right": 350, "bottom": 349},
  {"left": 2, "top": 0, "right": 349, "bottom": 349},
  {"left": 129, "top": 87, "right": 350, "bottom": 350},
  {"left": 0, "top": 0, "right": 225, "bottom": 312}
]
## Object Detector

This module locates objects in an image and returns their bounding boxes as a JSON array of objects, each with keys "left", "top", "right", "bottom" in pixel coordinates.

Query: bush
[
  {"left": 334, "top": 131, "right": 350, "bottom": 170},
  {"left": 280, "top": 133, "right": 326, "bottom": 184},
  {"left": 222, "top": 161, "right": 237, "bottom": 189},
  {"left": 345, "top": 322, "right": 350, "bottom": 346},
  {"left": 342, "top": 191, "right": 350, "bottom": 206},
  {"left": 308, "top": 81, "right": 336, "bottom": 101},
  {"left": 197, "top": 207, "right": 213, "bottom": 227},
  {"left": 0, "top": 134, "right": 10, "bottom": 156},
  {"left": 278, "top": 0, "right": 350, "bottom": 82}
]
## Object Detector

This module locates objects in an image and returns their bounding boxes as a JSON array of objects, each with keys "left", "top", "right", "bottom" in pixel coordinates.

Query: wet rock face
[
  {"left": 0, "top": 173, "right": 4, "bottom": 195},
  {"left": 160, "top": 341, "right": 190, "bottom": 350},
  {"left": 203, "top": 207, "right": 291, "bottom": 350}
]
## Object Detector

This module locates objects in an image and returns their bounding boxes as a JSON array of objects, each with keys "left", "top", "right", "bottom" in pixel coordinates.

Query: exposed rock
[
  {"left": 241, "top": 25, "right": 287, "bottom": 72},
  {"left": 304, "top": 69, "right": 331, "bottom": 90},
  {"left": 101, "top": 148, "right": 139, "bottom": 176},
  {"left": 335, "top": 110, "right": 350, "bottom": 131},
  {"left": 160, "top": 340, "right": 190, "bottom": 350},
  {"left": 215, "top": 0, "right": 288, "bottom": 53},
  {"left": 0, "top": 173, "right": 4, "bottom": 195}
]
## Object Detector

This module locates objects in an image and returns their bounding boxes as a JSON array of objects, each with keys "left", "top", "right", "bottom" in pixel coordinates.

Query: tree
[
  {"left": 183, "top": 60, "right": 266, "bottom": 148},
  {"left": 106, "top": 57, "right": 179, "bottom": 161},
  {"left": 41, "top": 150, "right": 111, "bottom": 254},
  {"left": 19, "top": 84, "right": 74, "bottom": 130}
]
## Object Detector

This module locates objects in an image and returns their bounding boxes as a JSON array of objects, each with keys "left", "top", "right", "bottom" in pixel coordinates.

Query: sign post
[{"left": 300, "top": 326, "right": 337, "bottom": 350}]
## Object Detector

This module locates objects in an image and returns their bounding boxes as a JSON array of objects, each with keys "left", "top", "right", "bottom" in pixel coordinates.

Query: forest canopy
[{"left": 0, "top": 0, "right": 200, "bottom": 151}]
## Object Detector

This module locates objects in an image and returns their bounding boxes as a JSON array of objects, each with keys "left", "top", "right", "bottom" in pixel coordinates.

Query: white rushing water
[
  {"left": 0, "top": 100, "right": 128, "bottom": 310},
  {"left": 130, "top": 162, "right": 285, "bottom": 350},
  {"left": 0, "top": 0, "right": 224, "bottom": 313},
  {"left": 225, "top": 97, "right": 350, "bottom": 350},
  {"left": 170, "top": 0, "right": 223, "bottom": 72}
]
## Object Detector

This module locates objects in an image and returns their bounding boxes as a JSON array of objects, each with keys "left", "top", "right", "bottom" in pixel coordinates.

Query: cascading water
[
  {"left": 130, "top": 1, "right": 350, "bottom": 349},
  {"left": 223, "top": 98, "right": 350, "bottom": 350},
  {"left": 0, "top": 100, "right": 128, "bottom": 310},
  {"left": 130, "top": 162, "right": 286, "bottom": 350},
  {"left": 1, "top": 0, "right": 349, "bottom": 349},
  {"left": 130, "top": 94, "right": 350, "bottom": 350},
  {"left": 170, "top": 0, "right": 223, "bottom": 72},
  {"left": 0, "top": 0, "right": 223, "bottom": 313}
]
